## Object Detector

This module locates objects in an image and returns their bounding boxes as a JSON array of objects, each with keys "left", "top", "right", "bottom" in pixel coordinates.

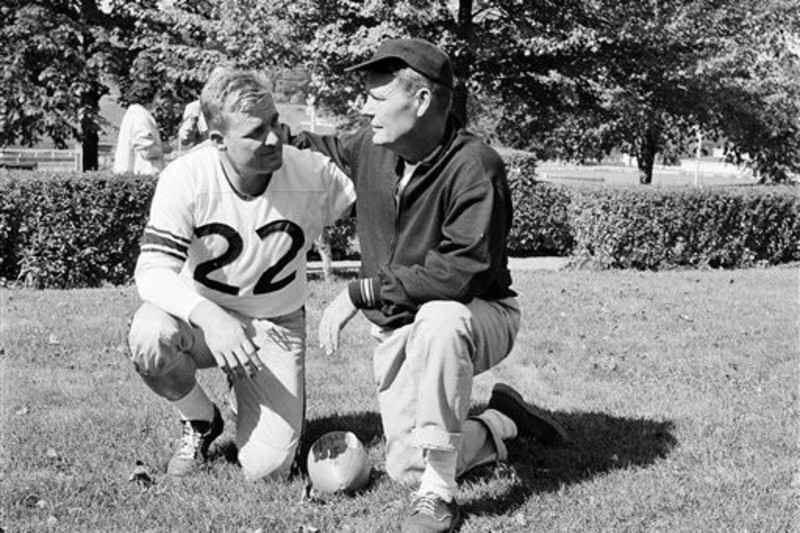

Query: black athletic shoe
[{"left": 488, "top": 383, "right": 570, "bottom": 445}]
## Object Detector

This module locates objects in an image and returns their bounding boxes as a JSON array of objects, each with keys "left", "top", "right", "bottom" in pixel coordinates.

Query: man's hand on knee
[{"left": 189, "top": 301, "right": 263, "bottom": 376}]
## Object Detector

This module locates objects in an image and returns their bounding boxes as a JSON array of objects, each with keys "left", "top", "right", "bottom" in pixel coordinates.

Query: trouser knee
[
  {"left": 127, "top": 303, "right": 185, "bottom": 377},
  {"left": 239, "top": 443, "right": 297, "bottom": 481},
  {"left": 408, "top": 300, "right": 475, "bottom": 370},
  {"left": 413, "top": 301, "right": 472, "bottom": 339}
]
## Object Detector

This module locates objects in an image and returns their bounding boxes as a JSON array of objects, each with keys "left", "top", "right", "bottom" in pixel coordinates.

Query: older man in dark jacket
[{"left": 298, "top": 38, "right": 568, "bottom": 533}]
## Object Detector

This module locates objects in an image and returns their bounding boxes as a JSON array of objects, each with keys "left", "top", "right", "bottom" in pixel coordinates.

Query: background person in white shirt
[
  {"left": 127, "top": 66, "right": 355, "bottom": 480},
  {"left": 113, "top": 98, "right": 167, "bottom": 175}
]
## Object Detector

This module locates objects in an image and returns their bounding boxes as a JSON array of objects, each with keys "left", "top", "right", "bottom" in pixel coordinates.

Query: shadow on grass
[
  {"left": 208, "top": 407, "right": 676, "bottom": 520},
  {"left": 208, "top": 410, "right": 385, "bottom": 477},
  {"left": 460, "top": 408, "right": 678, "bottom": 519}
]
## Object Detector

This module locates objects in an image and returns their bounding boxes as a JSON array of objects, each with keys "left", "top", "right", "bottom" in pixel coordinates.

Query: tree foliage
[
  {"left": 118, "top": 1, "right": 228, "bottom": 139},
  {"left": 0, "top": 0, "right": 224, "bottom": 169},
  {"left": 205, "top": 0, "right": 799, "bottom": 183},
  {"left": 3, "top": 0, "right": 798, "bottom": 182},
  {"left": 0, "top": 0, "right": 148, "bottom": 169},
  {"left": 697, "top": 0, "right": 800, "bottom": 182},
  {"left": 208, "top": 0, "right": 460, "bottom": 122},
  {"left": 479, "top": 0, "right": 800, "bottom": 183}
]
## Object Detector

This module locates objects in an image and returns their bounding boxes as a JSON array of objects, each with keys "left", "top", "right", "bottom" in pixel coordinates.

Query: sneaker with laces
[
  {"left": 402, "top": 493, "right": 461, "bottom": 533},
  {"left": 488, "top": 383, "right": 570, "bottom": 445},
  {"left": 166, "top": 405, "right": 224, "bottom": 477}
]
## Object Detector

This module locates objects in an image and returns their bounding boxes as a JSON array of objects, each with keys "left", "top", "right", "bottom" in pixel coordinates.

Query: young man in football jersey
[
  {"left": 127, "top": 66, "right": 355, "bottom": 480},
  {"left": 296, "top": 39, "right": 570, "bottom": 532}
]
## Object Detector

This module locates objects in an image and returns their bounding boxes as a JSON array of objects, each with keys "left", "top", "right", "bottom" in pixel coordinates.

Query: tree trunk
[
  {"left": 451, "top": 0, "right": 473, "bottom": 125},
  {"left": 452, "top": 85, "right": 468, "bottom": 128},
  {"left": 79, "top": 2, "right": 101, "bottom": 171},
  {"left": 636, "top": 125, "right": 660, "bottom": 185},
  {"left": 80, "top": 83, "right": 101, "bottom": 171},
  {"left": 81, "top": 124, "right": 99, "bottom": 171}
]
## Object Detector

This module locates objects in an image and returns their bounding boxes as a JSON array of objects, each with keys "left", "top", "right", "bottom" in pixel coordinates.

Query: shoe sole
[{"left": 491, "top": 383, "right": 571, "bottom": 445}]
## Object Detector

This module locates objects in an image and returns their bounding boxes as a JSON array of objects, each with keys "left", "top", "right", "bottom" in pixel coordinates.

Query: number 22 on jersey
[{"left": 193, "top": 219, "right": 305, "bottom": 296}]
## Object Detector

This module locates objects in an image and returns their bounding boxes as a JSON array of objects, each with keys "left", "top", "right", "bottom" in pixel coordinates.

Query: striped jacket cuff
[{"left": 348, "top": 278, "right": 380, "bottom": 309}]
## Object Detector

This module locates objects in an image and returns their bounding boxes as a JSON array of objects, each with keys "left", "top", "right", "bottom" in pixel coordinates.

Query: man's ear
[
  {"left": 415, "top": 88, "right": 432, "bottom": 118},
  {"left": 209, "top": 129, "right": 226, "bottom": 150}
]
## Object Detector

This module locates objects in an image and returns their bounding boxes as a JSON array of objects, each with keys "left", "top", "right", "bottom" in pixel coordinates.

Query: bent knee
[
  {"left": 413, "top": 300, "right": 472, "bottom": 337},
  {"left": 239, "top": 442, "right": 297, "bottom": 481},
  {"left": 127, "top": 304, "right": 184, "bottom": 376}
]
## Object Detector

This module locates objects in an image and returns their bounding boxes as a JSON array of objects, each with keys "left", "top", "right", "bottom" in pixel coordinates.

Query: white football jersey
[{"left": 135, "top": 144, "right": 355, "bottom": 320}]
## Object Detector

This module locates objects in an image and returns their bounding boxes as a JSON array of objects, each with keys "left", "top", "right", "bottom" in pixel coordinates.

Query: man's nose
[{"left": 361, "top": 96, "right": 376, "bottom": 117}]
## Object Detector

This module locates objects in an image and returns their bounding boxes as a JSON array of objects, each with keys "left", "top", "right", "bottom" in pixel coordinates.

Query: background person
[
  {"left": 177, "top": 99, "right": 209, "bottom": 151},
  {"left": 127, "top": 66, "right": 355, "bottom": 481},
  {"left": 296, "top": 38, "right": 569, "bottom": 533},
  {"left": 113, "top": 97, "right": 167, "bottom": 175}
]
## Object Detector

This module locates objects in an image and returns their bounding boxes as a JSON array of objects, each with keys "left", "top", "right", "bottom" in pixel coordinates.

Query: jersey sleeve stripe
[
  {"left": 139, "top": 245, "right": 187, "bottom": 262},
  {"left": 141, "top": 231, "right": 190, "bottom": 255},
  {"left": 145, "top": 225, "right": 192, "bottom": 245}
]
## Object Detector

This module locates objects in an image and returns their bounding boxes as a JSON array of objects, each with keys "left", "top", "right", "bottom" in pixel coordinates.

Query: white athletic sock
[
  {"left": 476, "top": 409, "right": 518, "bottom": 440},
  {"left": 172, "top": 383, "right": 215, "bottom": 422},
  {"left": 418, "top": 449, "right": 458, "bottom": 502}
]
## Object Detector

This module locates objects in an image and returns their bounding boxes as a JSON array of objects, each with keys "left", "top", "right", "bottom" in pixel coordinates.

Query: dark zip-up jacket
[{"left": 294, "top": 117, "right": 515, "bottom": 329}]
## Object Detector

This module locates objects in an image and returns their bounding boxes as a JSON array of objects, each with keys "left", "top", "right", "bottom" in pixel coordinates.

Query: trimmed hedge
[
  {"left": 505, "top": 151, "right": 573, "bottom": 256},
  {"left": 0, "top": 172, "right": 154, "bottom": 288},
  {"left": 1, "top": 165, "right": 797, "bottom": 289},
  {"left": 568, "top": 185, "right": 800, "bottom": 269}
]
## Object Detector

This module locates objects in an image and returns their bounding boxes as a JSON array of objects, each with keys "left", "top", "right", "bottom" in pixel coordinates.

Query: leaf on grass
[
  {"left": 129, "top": 460, "right": 154, "bottom": 488},
  {"left": 591, "top": 356, "right": 618, "bottom": 372},
  {"left": 21, "top": 493, "right": 42, "bottom": 508},
  {"left": 48, "top": 334, "right": 60, "bottom": 345},
  {"left": 15, "top": 406, "right": 29, "bottom": 416}
]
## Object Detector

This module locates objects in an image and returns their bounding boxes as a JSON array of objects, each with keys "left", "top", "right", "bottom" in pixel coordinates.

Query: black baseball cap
[{"left": 346, "top": 38, "right": 454, "bottom": 90}]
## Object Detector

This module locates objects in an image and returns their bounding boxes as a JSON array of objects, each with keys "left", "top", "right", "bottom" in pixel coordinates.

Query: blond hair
[{"left": 200, "top": 66, "right": 275, "bottom": 131}]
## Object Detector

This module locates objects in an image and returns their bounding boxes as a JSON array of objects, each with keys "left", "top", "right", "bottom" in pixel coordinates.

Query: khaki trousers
[
  {"left": 128, "top": 303, "right": 306, "bottom": 480},
  {"left": 371, "top": 297, "right": 520, "bottom": 483}
]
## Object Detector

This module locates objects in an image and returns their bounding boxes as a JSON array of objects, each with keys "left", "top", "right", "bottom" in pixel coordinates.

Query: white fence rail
[{"left": 1, "top": 145, "right": 83, "bottom": 172}]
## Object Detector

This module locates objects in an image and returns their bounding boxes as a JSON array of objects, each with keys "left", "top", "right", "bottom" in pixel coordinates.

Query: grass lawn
[{"left": 2, "top": 267, "right": 797, "bottom": 532}]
